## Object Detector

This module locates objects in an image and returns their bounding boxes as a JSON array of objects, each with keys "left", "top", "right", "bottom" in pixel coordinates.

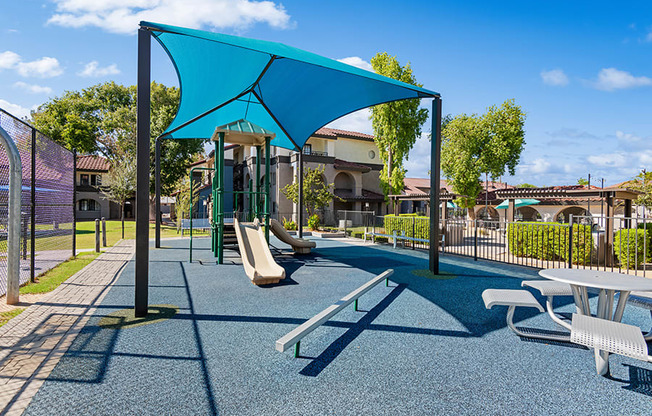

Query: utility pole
[{"left": 587, "top": 173, "right": 591, "bottom": 220}]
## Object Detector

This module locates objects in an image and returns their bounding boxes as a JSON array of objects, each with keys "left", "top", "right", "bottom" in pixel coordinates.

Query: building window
[
  {"left": 79, "top": 199, "right": 100, "bottom": 211},
  {"left": 80, "top": 174, "right": 89, "bottom": 186},
  {"left": 368, "top": 150, "right": 376, "bottom": 160},
  {"left": 91, "top": 174, "right": 102, "bottom": 186},
  {"left": 303, "top": 144, "right": 312, "bottom": 155}
]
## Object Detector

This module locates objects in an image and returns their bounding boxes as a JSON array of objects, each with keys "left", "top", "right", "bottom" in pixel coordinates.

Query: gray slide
[
  {"left": 234, "top": 218, "right": 285, "bottom": 285},
  {"left": 269, "top": 219, "right": 316, "bottom": 254}
]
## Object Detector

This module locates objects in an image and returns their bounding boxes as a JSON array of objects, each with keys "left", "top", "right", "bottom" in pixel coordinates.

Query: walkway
[{"left": 0, "top": 241, "right": 133, "bottom": 415}]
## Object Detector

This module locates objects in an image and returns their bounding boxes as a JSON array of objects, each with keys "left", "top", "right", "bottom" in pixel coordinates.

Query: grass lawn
[
  {"left": 75, "top": 220, "right": 209, "bottom": 250},
  {"left": 0, "top": 308, "right": 24, "bottom": 328},
  {"left": 20, "top": 251, "right": 102, "bottom": 295}
]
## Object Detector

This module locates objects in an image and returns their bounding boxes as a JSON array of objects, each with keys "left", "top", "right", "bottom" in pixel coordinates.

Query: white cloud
[
  {"left": 337, "top": 57, "right": 373, "bottom": 72},
  {"left": 0, "top": 51, "right": 20, "bottom": 69},
  {"left": 519, "top": 158, "right": 552, "bottom": 175},
  {"left": 13, "top": 81, "right": 53, "bottom": 95},
  {"left": 405, "top": 133, "right": 431, "bottom": 178},
  {"left": 78, "top": 61, "right": 120, "bottom": 77},
  {"left": 0, "top": 51, "right": 63, "bottom": 78},
  {"left": 587, "top": 152, "right": 628, "bottom": 168},
  {"left": 326, "top": 108, "right": 372, "bottom": 135},
  {"left": 0, "top": 99, "right": 36, "bottom": 119},
  {"left": 592, "top": 68, "right": 652, "bottom": 91},
  {"left": 540, "top": 69, "right": 569, "bottom": 86},
  {"left": 47, "top": 0, "right": 293, "bottom": 35}
]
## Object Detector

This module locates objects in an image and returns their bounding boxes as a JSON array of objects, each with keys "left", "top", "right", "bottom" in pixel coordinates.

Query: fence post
[
  {"left": 95, "top": 219, "right": 100, "bottom": 253},
  {"left": 102, "top": 217, "right": 107, "bottom": 247},
  {"left": 412, "top": 217, "right": 416, "bottom": 250},
  {"left": 22, "top": 212, "right": 27, "bottom": 260},
  {"left": 567, "top": 214, "right": 573, "bottom": 269},
  {"left": 72, "top": 149, "right": 77, "bottom": 258},
  {"left": 30, "top": 128, "right": 36, "bottom": 282},
  {"left": 474, "top": 219, "right": 478, "bottom": 261},
  {"left": 344, "top": 211, "right": 348, "bottom": 234}
]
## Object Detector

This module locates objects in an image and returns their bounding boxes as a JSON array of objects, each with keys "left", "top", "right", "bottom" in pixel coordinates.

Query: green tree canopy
[
  {"left": 441, "top": 99, "right": 526, "bottom": 217},
  {"left": 31, "top": 81, "right": 205, "bottom": 214},
  {"left": 516, "top": 183, "right": 538, "bottom": 188},
  {"left": 281, "top": 165, "right": 341, "bottom": 218},
  {"left": 577, "top": 177, "right": 589, "bottom": 186},
  {"left": 370, "top": 52, "right": 429, "bottom": 201},
  {"left": 629, "top": 170, "right": 652, "bottom": 211}
]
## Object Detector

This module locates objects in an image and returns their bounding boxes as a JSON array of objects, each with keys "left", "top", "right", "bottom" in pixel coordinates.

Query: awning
[
  {"left": 141, "top": 21, "right": 439, "bottom": 151},
  {"left": 495, "top": 198, "right": 541, "bottom": 209},
  {"left": 440, "top": 201, "right": 458, "bottom": 208}
]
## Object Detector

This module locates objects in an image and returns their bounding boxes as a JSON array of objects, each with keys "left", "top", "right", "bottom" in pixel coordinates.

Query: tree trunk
[{"left": 468, "top": 207, "right": 477, "bottom": 221}]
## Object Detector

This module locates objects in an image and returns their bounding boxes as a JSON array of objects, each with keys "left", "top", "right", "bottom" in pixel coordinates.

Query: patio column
[
  {"left": 507, "top": 199, "right": 515, "bottom": 222},
  {"left": 135, "top": 27, "right": 151, "bottom": 317},
  {"left": 429, "top": 96, "right": 442, "bottom": 274},
  {"left": 155, "top": 137, "right": 161, "bottom": 248}
]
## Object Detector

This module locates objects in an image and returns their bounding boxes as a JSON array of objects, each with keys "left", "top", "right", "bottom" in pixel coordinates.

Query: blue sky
[{"left": 1, "top": 0, "right": 651, "bottom": 187}]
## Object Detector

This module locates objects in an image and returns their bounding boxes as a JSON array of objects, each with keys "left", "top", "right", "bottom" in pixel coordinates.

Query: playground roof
[{"left": 142, "top": 21, "right": 439, "bottom": 151}]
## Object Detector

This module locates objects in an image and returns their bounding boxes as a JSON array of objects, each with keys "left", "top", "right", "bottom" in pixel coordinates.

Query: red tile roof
[
  {"left": 77, "top": 155, "right": 110, "bottom": 172},
  {"left": 333, "top": 158, "right": 371, "bottom": 172},
  {"left": 313, "top": 127, "right": 374, "bottom": 140},
  {"left": 402, "top": 178, "right": 514, "bottom": 196}
]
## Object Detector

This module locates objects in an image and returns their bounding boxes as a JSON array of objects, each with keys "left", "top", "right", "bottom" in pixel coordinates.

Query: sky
[{"left": 1, "top": 0, "right": 651, "bottom": 187}]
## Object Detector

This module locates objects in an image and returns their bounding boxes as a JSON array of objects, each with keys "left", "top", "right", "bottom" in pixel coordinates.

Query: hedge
[
  {"left": 507, "top": 222, "right": 593, "bottom": 265},
  {"left": 614, "top": 228, "right": 651, "bottom": 269},
  {"left": 383, "top": 215, "right": 430, "bottom": 241}
]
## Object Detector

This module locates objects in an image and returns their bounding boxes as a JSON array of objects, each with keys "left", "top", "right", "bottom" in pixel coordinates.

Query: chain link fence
[{"left": 0, "top": 108, "right": 75, "bottom": 297}]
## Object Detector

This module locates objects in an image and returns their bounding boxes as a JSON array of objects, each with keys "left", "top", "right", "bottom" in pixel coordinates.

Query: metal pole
[
  {"left": 72, "top": 149, "right": 77, "bottom": 257},
  {"left": 0, "top": 126, "right": 22, "bottom": 305},
  {"left": 568, "top": 214, "right": 574, "bottom": 269},
  {"left": 155, "top": 138, "right": 161, "bottom": 248},
  {"left": 265, "top": 137, "right": 271, "bottom": 242},
  {"left": 298, "top": 150, "right": 304, "bottom": 238},
  {"left": 429, "top": 96, "right": 442, "bottom": 274},
  {"left": 30, "top": 128, "right": 36, "bottom": 282},
  {"left": 217, "top": 132, "right": 225, "bottom": 264},
  {"left": 587, "top": 173, "right": 591, "bottom": 219},
  {"left": 189, "top": 170, "right": 194, "bottom": 262},
  {"left": 256, "top": 146, "right": 261, "bottom": 220},
  {"left": 135, "top": 27, "right": 151, "bottom": 317}
]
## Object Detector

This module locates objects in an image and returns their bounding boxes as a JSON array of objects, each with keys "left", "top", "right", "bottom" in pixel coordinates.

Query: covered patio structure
[{"left": 135, "top": 22, "right": 442, "bottom": 315}]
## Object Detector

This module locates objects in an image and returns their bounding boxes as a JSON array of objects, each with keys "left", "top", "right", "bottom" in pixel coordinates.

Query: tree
[
  {"left": 577, "top": 178, "right": 589, "bottom": 186},
  {"left": 174, "top": 176, "right": 201, "bottom": 233},
  {"left": 281, "top": 165, "right": 341, "bottom": 218},
  {"left": 517, "top": 183, "right": 538, "bottom": 188},
  {"left": 629, "top": 170, "right": 652, "bottom": 213},
  {"left": 100, "top": 152, "right": 136, "bottom": 239},
  {"left": 31, "top": 81, "right": 205, "bottom": 220},
  {"left": 441, "top": 100, "right": 526, "bottom": 219},
  {"left": 370, "top": 52, "right": 429, "bottom": 203}
]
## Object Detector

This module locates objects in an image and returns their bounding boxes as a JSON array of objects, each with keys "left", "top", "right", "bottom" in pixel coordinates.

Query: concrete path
[{"left": 0, "top": 241, "right": 133, "bottom": 416}]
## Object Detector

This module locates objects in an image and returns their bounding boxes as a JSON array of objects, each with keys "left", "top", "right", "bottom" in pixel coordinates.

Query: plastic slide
[
  {"left": 269, "top": 219, "right": 317, "bottom": 254},
  {"left": 233, "top": 218, "right": 286, "bottom": 285}
]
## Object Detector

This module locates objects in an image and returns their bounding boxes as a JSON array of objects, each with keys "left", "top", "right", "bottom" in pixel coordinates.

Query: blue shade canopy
[
  {"left": 142, "top": 21, "right": 439, "bottom": 151},
  {"left": 495, "top": 198, "right": 541, "bottom": 209}
]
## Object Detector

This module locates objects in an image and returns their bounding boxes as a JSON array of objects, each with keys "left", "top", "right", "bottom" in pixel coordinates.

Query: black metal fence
[
  {"left": 354, "top": 213, "right": 651, "bottom": 277},
  {"left": 0, "top": 109, "right": 75, "bottom": 297}
]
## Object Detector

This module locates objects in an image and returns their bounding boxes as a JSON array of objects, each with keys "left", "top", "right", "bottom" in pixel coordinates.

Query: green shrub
[
  {"left": 375, "top": 236, "right": 388, "bottom": 243},
  {"left": 282, "top": 217, "right": 297, "bottom": 231},
  {"left": 614, "top": 228, "right": 651, "bottom": 269},
  {"left": 352, "top": 231, "right": 364, "bottom": 239},
  {"left": 308, "top": 214, "right": 320, "bottom": 231},
  {"left": 507, "top": 222, "right": 593, "bottom": 265},
  {"left": 383, "top": 214, "right": 430, "bottom": 241}
]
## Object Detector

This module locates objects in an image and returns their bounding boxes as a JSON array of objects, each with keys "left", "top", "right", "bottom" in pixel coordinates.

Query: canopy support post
[
  {"left": 256, "top": 146, "right": 261, "bottom": 220},
  {"left": 429, "top": 97, "right": 442, "bottom": 275},
  {"left": 217, "top": 132, "right": 225, "bottom": 264},
  {"left": 298, "top": 150, "right": 304, "bottom": 238},
  {"left": 265, "top": 137, "right": 271, "bottom": 243},
  {"left": 135, "top": 27, "right": 151, "bottom": 317},
  {"left": 155, "top": 137, "right": 161, "bottom": 248}
]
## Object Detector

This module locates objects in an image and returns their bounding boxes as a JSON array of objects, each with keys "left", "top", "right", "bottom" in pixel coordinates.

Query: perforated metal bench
[
  {"left": 570, "top": 313, "right": 652, "bottom": 375},
  {"left": 522, "top": 280, "right": 573, "bottom": 330},
  {"left": 482, "top": 289, "right": 570, "bottom": 341},
  {"left": 626, "top": 291, "right": 652, "bottom": 341}
]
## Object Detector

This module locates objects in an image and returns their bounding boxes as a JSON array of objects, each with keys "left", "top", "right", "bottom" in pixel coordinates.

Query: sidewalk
[{"left": 0, "top": 240, "right": 133, "bottom": 416}]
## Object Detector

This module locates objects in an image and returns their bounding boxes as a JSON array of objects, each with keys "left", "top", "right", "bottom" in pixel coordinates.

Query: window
[
  {"left": 80, "top": 174, "right": 89, "bottom": 186},
  {"left": 79, "top": 199, "right": 100, "bottom": 211},
  {"left": 91, "top": 174, "right": 102, "bottom": 186},
  {"left": 303, "top": 144, "right": 312, "bottom": 155}
]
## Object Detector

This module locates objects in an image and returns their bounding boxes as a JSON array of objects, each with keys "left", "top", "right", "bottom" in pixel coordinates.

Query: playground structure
[{"left": 269, "top": 219, "right": 316, "bottom": 254}]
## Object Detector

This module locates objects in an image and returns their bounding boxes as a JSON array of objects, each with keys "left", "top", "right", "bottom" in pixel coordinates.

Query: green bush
[
  {"left": 383, "top": 214, "right": 430, "bottom": 241},
  {"left": 352, "top": 231, "right": 364, "bottom": 239},
  {"left": 614, "top": 228, "right": 651, "bottom": 269},
  {"left": 282, "top": 217, "right": 297, "bottom": 231},
  {"left": 507, "top": 222, "right": 593, "bottom": 265},
  {"left": 308, "top": 214, "right": 320, "bottom": 231}
]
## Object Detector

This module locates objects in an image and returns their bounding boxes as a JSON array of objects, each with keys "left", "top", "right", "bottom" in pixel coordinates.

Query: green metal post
[
  {"left": 265, "top": 137, "right": 271, "bottom": 242},
  {"left": 189, "top": 171, "right": 193, "bottom": 262},
  {"left": 213, "top": 141, "right": 218, "bottom": 256},
  {"left": 294, "top": 341, "right": 300, "bottom": 358},
  {"left": 217, "top": 132, "right": 225, "bottom": 264},
  {"left": 256, "top": 146, "right": 261, "bottom": 221},
  {"left": 248, "top": 178, "right": 253, "bottom": 221},
  {"left": 354, "top": 299, "right": 359, "bottom": 311}
]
